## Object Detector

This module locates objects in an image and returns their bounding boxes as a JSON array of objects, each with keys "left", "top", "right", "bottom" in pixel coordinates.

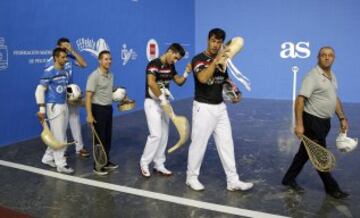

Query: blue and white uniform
[
  {"left": 45, "top": 55, "right": 74, "bottom": 83},
  {"left": 40, "top": 65, "right": 70, "bottom": 103},
  {"left": 44, "top": 55, "right": 85, "bottom": 153},
  {"left": 40, "top": 66, "right": 70, "bottom": 168}
]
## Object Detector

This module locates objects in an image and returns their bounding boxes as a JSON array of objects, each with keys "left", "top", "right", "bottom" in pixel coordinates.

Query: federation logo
[
  {"left": 76, "top": 38, "right": 110, "bottom": 59},
  {"left": 121, "top": 44, "right": 137, "bottom": 66},
  {"left": 0, "top": 37, "right": 9, "bottom": 70},
  {"left": 146, "top": 39, "right": 159, "bottom": 61}
]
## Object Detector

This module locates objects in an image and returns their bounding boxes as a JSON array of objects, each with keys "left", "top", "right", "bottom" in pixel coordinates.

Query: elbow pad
[{"left": 35, "top": 84, "right": 46, "bottom": 105}]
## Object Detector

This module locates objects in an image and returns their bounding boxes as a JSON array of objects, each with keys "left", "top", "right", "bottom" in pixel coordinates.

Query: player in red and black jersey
[
  {"left": 140, "top": 43, "right": 191, "bottom": 178},
  {"left": 186, "top": 28, "right": 254, "bottom": 191},
  {"left": 145, "top": 58, "right": 178, "bottom": 99},
  {"left": 192, "top": 52, "right": 229, "bottom": 104}
]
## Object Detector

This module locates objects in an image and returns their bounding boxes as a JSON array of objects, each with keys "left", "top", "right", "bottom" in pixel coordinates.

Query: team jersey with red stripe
[
  {"left": 145, "top": 58, "right": 177, "bottom": 98},
  {"left": 192, "top": 52, "right": 228, "bottom": 104}
]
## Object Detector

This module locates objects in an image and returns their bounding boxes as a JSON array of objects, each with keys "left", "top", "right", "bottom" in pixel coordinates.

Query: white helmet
[
  {"left": 222, "top": 81, "right": 241, "bottom": 102},
  {"left": 67, "top": 84, "right": 82, "bottom": 101},
  {"left": 336, "top": 132, "right": 358, "bottom": 153},
  {"left": 112, "top": 87, "right": 127, "bottom": 101}
]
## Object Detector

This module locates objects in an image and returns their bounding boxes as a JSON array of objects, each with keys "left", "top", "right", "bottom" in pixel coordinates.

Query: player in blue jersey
[
  {"left": 35, "top": 47, "right": 74, "bottom": 174},
  {"left": 45, "top": 38, "right": 90, "bottom": 158}
]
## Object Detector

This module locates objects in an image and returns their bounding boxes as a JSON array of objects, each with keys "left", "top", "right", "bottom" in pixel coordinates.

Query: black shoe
[
  {"left": 104, "top": 161, "right": 119, "bottom": 170},
  {"left": 282, "top": 180, "right": 305, "bottom": 193},
  {"left": 326, "top": 190, "right": 349, "bottom": 199},
  {"left": 93, "top": 167, "right": 108, "bottom": 176}
]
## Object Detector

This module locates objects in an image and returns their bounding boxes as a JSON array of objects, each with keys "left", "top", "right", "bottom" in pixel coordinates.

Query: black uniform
[
  {"left": 145, "top": 58, "right": 177, "bottom": 98},
  {"left": 192, "top": 52, "right": 228, "bottom": 104}
]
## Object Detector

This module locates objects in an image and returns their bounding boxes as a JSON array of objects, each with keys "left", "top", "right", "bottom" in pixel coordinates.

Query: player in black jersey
[
  {"left": 140, "top": 43, "right": 191, "bottom": 178},
  {"left": 186, "top": 28, "right": 253, "bottom": 191}
]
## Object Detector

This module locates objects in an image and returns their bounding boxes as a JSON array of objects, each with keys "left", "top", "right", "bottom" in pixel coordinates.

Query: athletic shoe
[
  {"left": 186, "top": 178, "right": 205, "bottom": 191},
  {"left": 153, "top": 166, "right": 173, "bottom": 176},
  {"left": 57, "top": 165, "right": 74, "bottom": 174},
  {"left": 326, "top": 190, "right": 349, "bottom": 199},
  {"left": 76, "top": 148, "right": 90, "bottom": 158},
  {"left": 93, "top": 167, "right": 109, "bottom": 176},
  {"left": 41, "top": 159, "right": 56, "bottom": 168},
  {"left": 140, "top": 164, "right": 151, "bottom": 178},
  {"left": 104, "top": 161, "right": 119, "bottom": 170},
  {"left": 227, "top": 180, "right": 253, "bottom": 191}
]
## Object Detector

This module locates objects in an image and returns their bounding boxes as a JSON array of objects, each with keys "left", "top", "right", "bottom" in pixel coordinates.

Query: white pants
[
  {"left": 68, "top": 104, "right": 84, "bottom": 152},
  {"left": 42, "top": 103, "right": 69, "bottom": 167},
  {"left": 187, "top": 101, "right": 239, "bottom": 183},
  {"left": 140, "top": 98, "right": 169, "bottom": 168}
]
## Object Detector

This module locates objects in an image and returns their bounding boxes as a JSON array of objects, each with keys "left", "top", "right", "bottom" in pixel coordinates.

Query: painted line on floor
[{"left": 0, "top": 160, "right": 289, "bottom": 218}]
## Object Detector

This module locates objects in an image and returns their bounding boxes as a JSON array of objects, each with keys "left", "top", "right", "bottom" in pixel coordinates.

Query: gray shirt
[
  {"left": 86, "top": 68, "right": 113, "bottom": 106},
  {"left": 299, "top": 65, "right": 338, "bottom": 119}
]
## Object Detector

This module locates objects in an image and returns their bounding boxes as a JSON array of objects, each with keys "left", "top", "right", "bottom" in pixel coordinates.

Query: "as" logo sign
[{"left": 280, "top": 42, "right": 310, "bottom": 59}]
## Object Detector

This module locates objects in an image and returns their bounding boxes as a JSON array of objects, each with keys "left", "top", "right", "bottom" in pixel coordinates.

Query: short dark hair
[
  {"left": 167, "top": 43, "right": 185, "bottom": 57},
  {"left": 52, "top": 47, "right": 67, "bottom": 59},
  {"left": 208, "top": 28, "right": 226, "bottom": 41},
  {"left": 57, "top": 37, "right": 70, "bottom": 46},
  {"left": 98, "top": 50, "right": 111, "bottom": 60},
  {"left": 318, "top": 46, "right": 335, "bottom": 57}
]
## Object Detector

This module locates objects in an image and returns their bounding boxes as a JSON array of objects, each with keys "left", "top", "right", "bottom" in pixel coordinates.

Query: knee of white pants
[
  {"left": 68, "top": 105, "right": 79, "bottom": 114},
  {"left": 148, "top": 133, "right": 162, "bottom": 144},
  {"left": 47, "top": 104, "right": 69, "bottom": 144},
  {"left": 141, "top": 133, "right": 163, "bottom": 164}
]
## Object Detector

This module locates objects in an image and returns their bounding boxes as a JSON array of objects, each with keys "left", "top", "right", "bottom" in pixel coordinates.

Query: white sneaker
[
  {"left": 186, "top": 178, "right": 205, "bottom": 191},
  {"left": 140, "top": 164, "right": 151, "bottom": 178},
  {"left": 227, "top": 180, "right": 254, "bottom": 191},
  {"left": 154, "top": 166, "right": 173, "bottom": 176},
  {"left": 41, "top": 159, "right": 56, "bottom": 168},
  {"left": 57, "top": 165, "right": 74, "bottom": 174}
]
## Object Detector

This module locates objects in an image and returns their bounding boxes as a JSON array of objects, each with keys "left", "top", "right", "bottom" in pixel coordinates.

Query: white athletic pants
[
  {"left": 68, "top": 104, "right": 84, "bottom": 152},
  {"left": 42, "top": 103, "right": 69, "bottom": 167},
  {"left": 140, "top": 98, "right": 169, "bottom": 168},
  {"left": 187, "top": 101, "right": 239, "bottom": 183}
]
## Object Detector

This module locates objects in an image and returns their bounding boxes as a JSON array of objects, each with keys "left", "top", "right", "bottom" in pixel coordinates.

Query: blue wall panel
[
  {"left": 1, "top": 0, "right": 359, "bottom": 146},
  {"left": 195, "top": 0, "right": 360, "bottom": 102},
  {"left": 0, "top": 0, "right": 194, "bottom": 146}
]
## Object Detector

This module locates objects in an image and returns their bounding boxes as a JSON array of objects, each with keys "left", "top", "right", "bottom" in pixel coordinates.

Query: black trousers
[
  {"left": 282, "top": 112, "right": 340, "bottom": 192},
  {"left": 92, "top": 104, "right": 113, "bottom": 160}
]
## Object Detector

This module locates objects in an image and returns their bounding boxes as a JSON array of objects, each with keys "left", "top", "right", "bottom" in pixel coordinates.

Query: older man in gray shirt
[
  {"left": 282, "top": 47, "right": 350, "bottom": 199},
  {"left": 86, "top": 50, "right": 119, "bottom": 176}
]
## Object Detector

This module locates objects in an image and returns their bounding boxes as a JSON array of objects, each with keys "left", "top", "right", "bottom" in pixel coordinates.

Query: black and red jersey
[
  {"left": 145, "top": 58, "right": 177, "bottom": 98},
  {"left": 192, "top": 52, "right": 228, "bottom": 104}
]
